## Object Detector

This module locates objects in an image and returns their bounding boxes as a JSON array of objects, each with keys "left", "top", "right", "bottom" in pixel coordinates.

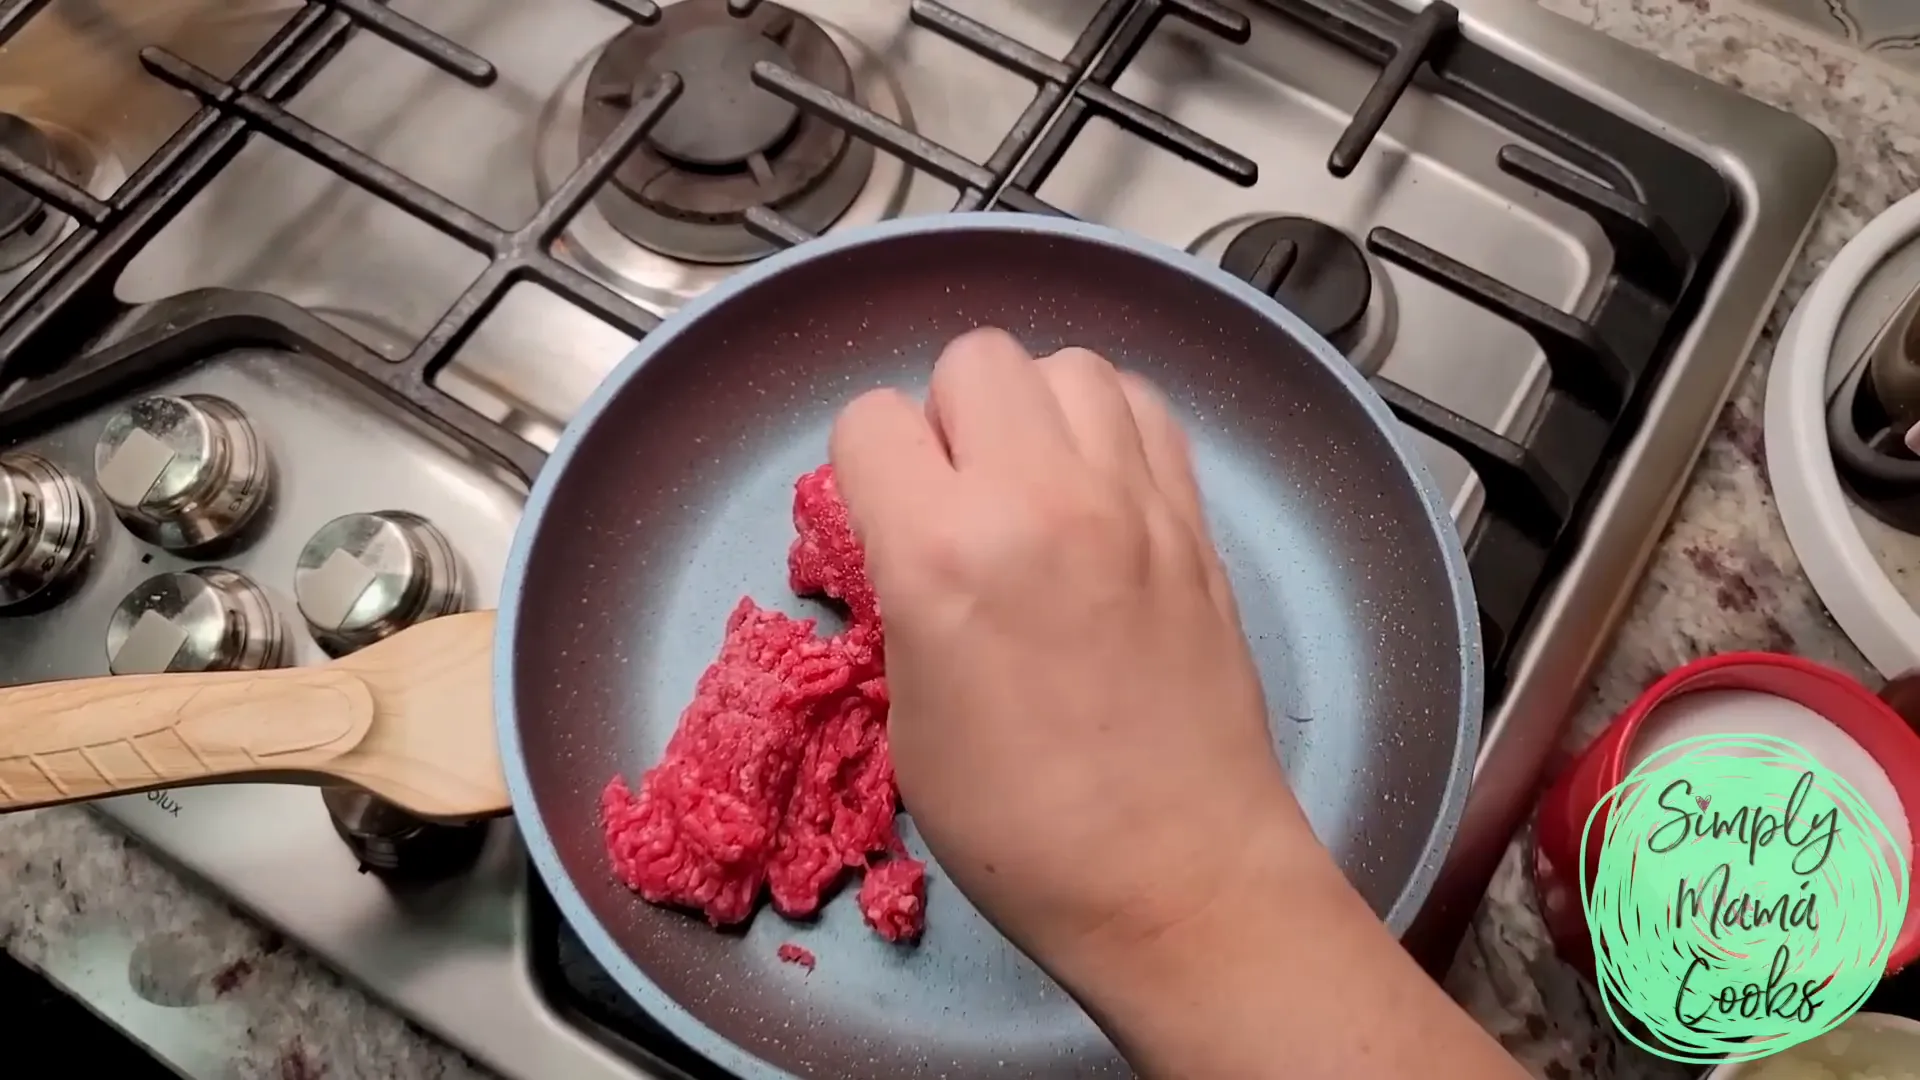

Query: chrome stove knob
[
  {"left": 0, "top": 451, "right": 94, "bottom": 612},
  {"left": 300, "top": 512, "right": 483, "bottom": 877},
  {"left": 105, "top": 568, "right": 284, "bottom": 674},
  {"left": 322, "top": 786, "right": 490, "bottom": 880},
  {"left": 293, "top": 511, "right": 463, "bottom": 656},
  {"left": 94, "top": 394, "right": 270, "bottom": 553}
]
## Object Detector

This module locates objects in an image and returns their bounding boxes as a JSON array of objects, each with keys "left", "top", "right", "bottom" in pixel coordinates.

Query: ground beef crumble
[
  {"left": 602, "top": 464, "right": 928, "bottom": 945},
  {"left": 788, "top": 464, "right": 879, "bottom": 629},
  {"left": 776, "top": 943, "right": 817, "bottom": 970},
  {"left": 858, "top": 857, "right": 928, "bottom": 944}
]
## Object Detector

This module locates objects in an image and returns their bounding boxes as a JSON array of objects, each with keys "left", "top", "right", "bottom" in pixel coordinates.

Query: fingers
[
  {"left": 926, "top": 328, "right": 1073, "bottom": 471},
  {"left": 1117, "top": 373, "right": 1207, "bottom": 541},
  {"left": 830, "top": 387, "right": 955, "bottom": 552},
  {"left": 1119, "top": 373, "right": 1240, "bottom": 621},
  {"left": 1035, "top": 348, "right": 1150, "bottom": 478}
]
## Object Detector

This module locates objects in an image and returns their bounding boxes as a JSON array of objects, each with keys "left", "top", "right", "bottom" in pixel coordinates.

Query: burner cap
[
  {"left": 1221, "top": 216, "right": 1372, "bottom": 346},
  {"left": 579, "top": 0, "right": 869, "bottom": 263},
  {"left": 0, "top": 113, "right": 57, "bottom": 241},
  {"left": 641, "top": 24, "right": 800, "bottom": 167}
]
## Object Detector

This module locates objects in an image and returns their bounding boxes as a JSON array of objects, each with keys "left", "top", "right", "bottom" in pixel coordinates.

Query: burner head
[
  {"left": 324, "top": 787, "right": 489, "bottom": 880},
  {"left": 579, "top": 0, "right": 870, "bottom": 263},
  {"left": 1221, "top": 216, "right": 1372, "bottom": 347},
  {"left": 0, "top": 113, "right": 61, "bottom": 270},
  {"left": 644, "top": 24, "right": 799, "bottom": 167},
  {"left": 0, "top": 114, "right": 52, "bottom": 236}
]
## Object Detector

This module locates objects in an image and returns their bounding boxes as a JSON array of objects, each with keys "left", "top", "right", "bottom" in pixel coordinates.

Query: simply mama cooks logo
[{"left": 1579, "top": 734, "right": 1910, "bottom": 1063}]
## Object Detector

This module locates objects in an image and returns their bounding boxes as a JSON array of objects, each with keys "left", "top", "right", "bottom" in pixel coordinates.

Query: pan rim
[{"left": 495, "top": 211, "right": 1483, "bottom": 1078}]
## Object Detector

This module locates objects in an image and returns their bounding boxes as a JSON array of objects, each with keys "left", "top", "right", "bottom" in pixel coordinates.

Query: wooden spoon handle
[{"left": 0, "top": 667, "right": 375, "bottom": 811}]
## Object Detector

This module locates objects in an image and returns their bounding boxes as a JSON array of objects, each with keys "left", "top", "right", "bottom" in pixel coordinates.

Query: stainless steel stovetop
[{"left": 0, "top": 0, "right": 1834, "bottom": 1076}]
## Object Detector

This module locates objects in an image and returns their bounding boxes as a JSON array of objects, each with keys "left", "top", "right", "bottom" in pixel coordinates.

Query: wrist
[
  {"left": 1024, "top": 785, "right": 1534, "bottom": 1080},
  {"left": 1044, "top": 788, "right": 1350, "bottom": 1005}
]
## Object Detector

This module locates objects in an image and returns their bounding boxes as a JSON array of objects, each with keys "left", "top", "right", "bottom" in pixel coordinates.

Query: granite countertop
[{"left": 2, "top": 1, "right": 1917, "bottom": 1077}]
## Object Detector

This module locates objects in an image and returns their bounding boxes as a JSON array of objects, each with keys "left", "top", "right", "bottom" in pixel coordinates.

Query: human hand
[{"left": 828, "top": 328, "right": 1321, "bottom": 975}]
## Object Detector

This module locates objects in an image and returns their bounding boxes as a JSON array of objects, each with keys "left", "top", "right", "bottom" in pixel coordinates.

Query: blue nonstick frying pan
[{"left": 496, "top": 214, "right": 1482, "bottom": 1079}]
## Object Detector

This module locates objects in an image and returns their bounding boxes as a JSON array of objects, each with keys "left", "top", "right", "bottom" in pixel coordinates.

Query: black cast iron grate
[
  {"left": 742, "top": 0, "right": 1733, "bottom": 681},
  {"left": 0, "top": 0, "right": 1734, "bottom": 687},
  {"left": 0, "top": 0, "right": 1732, "bottom": 1065}
]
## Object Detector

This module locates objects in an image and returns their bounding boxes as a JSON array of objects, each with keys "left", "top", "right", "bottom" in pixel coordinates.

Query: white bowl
[
  {"left": 1706, "top": 1013, "right": 1920, "bottom": 1078},
  {"left": 1767, "top": 187, "right": 1920, "bottom": 678}
]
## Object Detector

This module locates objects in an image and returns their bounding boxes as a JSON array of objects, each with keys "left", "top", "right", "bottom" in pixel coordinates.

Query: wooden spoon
[{"left": 0, "top": 610, "right": 508, "bottom": 820}]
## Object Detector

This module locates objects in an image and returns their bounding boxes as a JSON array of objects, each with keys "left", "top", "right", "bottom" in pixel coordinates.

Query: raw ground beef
[
  {"left": 776, "top": 943, "right": 817, "bottom": 970},
  {"left": 602, "top": 464, "right": 928, "bottom": 944},
  {"left": 788, "top": 464, "right": 879, "bottom": 629},
  {"left": 600, "top": 598, "right": 875, "bottom": 926},
  {"left": 858, "top": 857, "right": 928, "bottom": 943},
  {"left": 766, "top": 678, "right": 897, "bottom": 917}
]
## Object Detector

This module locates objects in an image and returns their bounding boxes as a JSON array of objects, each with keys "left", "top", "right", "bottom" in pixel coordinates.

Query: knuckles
[
  {"left": 934, "top": 479, "right": 1154, "bottom": 587},
  {"left": 1041, "top": 347, "right": 1120, "bottom": 383}
]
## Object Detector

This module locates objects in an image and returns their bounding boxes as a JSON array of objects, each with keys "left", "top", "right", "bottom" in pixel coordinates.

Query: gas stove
[{"left": 0, "top": 0, "right": 1832, "bottom": 1075}]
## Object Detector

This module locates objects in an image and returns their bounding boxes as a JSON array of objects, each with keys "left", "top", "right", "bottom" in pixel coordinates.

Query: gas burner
[
  {"left": 0, "top": 114, "right": 65, "bottom": 272},
  {"left": 323, "top": 787, "right": 490, "bottom": 881},
  {"left": 1193, "top": 215, "right": 1397, "bottom": 374},
  {"left": 578, "top": 0, "right": 874, "bottom": 266},
  {"left": 536, "top": 11, "right": 910, "bottom": 314}
]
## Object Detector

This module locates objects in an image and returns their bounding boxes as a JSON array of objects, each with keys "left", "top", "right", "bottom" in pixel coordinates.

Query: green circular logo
[{"left": 1579, "top": 732, "right": 1910, "bottom": 1063}]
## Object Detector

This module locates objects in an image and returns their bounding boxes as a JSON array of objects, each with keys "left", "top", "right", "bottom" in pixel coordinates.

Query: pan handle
[{"left": 0, "top": 667, "right": 374, "bottom": 811}]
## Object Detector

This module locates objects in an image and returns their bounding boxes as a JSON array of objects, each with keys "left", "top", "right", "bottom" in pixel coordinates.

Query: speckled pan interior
[{"left": 498, "top": 215, "right": 1480, "bottom": 1080}]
